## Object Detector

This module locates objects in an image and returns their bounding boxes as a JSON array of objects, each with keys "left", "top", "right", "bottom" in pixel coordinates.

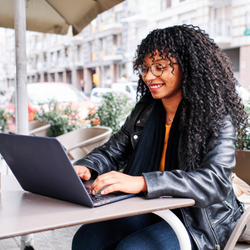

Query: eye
[{"left": 155, "top": 65, "right": 162, "bottom": 70}]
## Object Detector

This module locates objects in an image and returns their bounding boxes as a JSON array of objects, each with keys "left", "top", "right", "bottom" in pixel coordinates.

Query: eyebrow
[
  {"left": 143, "top": 58, "right": 170, "bottom": 64},
  {"left": 154, "top": 58, "right": 170, "bottom": 63}
]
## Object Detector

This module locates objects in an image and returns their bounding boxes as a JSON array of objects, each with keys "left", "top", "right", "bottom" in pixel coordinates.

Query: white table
[{"left": 0, "top": 175, "right": 195, "bottom": 249}]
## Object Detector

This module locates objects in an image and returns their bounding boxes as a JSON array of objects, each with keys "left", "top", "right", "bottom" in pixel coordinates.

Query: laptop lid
[{"left": 0, "top": 133, "right": 94, "bottom": 208}]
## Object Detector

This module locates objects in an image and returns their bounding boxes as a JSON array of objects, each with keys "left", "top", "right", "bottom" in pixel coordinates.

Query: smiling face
[{"left": 142, "top": 50, "right": 183, "bottom": 104}]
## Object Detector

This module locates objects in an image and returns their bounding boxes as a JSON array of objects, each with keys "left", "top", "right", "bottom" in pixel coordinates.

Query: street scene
[{"left": 0, "top": 0, "right": 250, "bottom": 249}]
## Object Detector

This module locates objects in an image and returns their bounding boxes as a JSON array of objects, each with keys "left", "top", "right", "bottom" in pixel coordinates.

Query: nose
[{"left": 143, "top": 67, "right": 156, "bottom": 83}]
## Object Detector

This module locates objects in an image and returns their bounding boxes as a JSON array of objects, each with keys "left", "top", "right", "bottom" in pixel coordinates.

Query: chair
[
  {"left": 235, "top": 151, "right": 250, "bottom": 185},
  {"left": 55, "top": 126, "right": 112, "bottom": 160},
  {"left": 29, "top": 121, "right": 51, "bottom": 137},
  {"left": 153, "top": 209, "right": 192, "bottom": 250},
  {"left": 224, "top": 151, "right": 250, "bottom": 250},
  {"left": 224, "top": 207, "right": 250, "bottom": 250},
  {"left": 8, "top": 121, "right": 51, "bottom": 136}
]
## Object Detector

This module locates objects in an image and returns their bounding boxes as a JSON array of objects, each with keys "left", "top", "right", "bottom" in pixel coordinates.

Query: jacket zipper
[
  {"left": 224, "top": 200, "right": 234, "bottom": 210},
  {"left": 204, "top": 208, "right": 220, "bottom": 250}
]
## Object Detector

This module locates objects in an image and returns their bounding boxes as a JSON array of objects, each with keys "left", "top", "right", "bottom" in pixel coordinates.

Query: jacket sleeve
[
  {"left": 142, "top": 117, "right": 236, "bottom": 208},
  {"left": 73, "top": 108, "right": 136, "bottom": 178}
]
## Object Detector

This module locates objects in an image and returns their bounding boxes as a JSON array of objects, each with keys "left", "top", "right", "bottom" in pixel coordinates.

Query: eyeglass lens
[{"left": 139, "top": 64, "right": 163, "bottom": 77}]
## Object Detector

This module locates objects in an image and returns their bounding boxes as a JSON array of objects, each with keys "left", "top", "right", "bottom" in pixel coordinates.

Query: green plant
[
  {"left": 236, "top": 105, "right": 250, "bottom": 150},
  {"left": 86, "top": 92, "right": 135, "bottom": 133},
  {"left": 0, "top": 108, "right": 11, "bottom": 133},
  {"left": 33, "top": 100, "right": 87, "bottom": 137}
]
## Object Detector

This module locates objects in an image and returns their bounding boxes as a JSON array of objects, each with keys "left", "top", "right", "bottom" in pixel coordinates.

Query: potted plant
[
  {"left": 33, "top": 100, "right": 88, "bottom": 137},
  {"left": 0, "top": 108, "right": 11, "bottom": 133},
  {"left": 235, "top": 105, "right": 250, "bottom": 184},
  {"left": 86, "top": 92, "right": 135, "bottom": 134}
]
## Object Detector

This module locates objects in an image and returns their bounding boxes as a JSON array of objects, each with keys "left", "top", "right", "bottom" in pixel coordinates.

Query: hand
[
  {"left": 91, "top": 171, "right": 147, "bottom": 195},
  {"left": 74, "top": 165, "right": 92, "bottom": 180}
]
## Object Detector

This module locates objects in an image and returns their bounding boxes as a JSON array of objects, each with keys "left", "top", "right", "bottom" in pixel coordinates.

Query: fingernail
[
  {"left": 101, "top": 190, "right": 104, "bottom": 195},
  {"left": 92, "top": 190, "right": 95, "bottom": 195}
]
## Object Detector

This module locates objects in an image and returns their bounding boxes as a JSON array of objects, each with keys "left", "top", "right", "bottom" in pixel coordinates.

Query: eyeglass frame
[{"left": 138, "top": 63, "right": 170, "bottom": 77}]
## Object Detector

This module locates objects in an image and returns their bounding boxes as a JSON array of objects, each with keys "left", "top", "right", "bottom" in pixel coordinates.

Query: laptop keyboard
[
  {"left": 85, "top": 185, "right": 117, "bottom": 205},
  {"left": 90, "top": 193, "right": 117, "bottom": 205},
  {"left": 83, "top": 179, "right": 132, "bottom": 206}
]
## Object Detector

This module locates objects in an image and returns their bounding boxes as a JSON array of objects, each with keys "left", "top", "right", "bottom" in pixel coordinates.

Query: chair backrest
[
  {"left": 235, "top": 150, "right": 250, "bottom": 185},
  {"left": 224, "top": 207, "right": 250, "bottom": 250},
  {"left": 56, "top": 126, "right": 112, "bottom": 160},
  {"left": 29, "top": 121, "right": 51, "bottom": 137},
  {"left": 224, "top": 150, "right": 250, "bottom": 249}
]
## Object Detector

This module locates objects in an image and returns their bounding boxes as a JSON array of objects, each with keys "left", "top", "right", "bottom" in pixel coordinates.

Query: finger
[
  {"left": 79, "top": 170, "right": 91, "bottom": 180},
  {"left": 91, "top": 172, "right": 114, "bottom": 188},
  {"left": 74, "top": 166, "right": 91, "bottom": 180},
  {"left": 91, "top": 172, "right": 117, "bottom": 194},
  {"left": 100, "top": 183, "right": 121, "bottom": 195}
]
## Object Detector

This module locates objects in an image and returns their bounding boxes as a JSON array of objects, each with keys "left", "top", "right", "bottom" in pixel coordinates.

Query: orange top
[{"left": 159, "top": 124, "right": 171, "bottom": 172}]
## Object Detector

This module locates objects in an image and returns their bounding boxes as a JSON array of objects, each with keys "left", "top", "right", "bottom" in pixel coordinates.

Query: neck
[{"left": 161, "top": 96, "right": 182, "bottom": 124}]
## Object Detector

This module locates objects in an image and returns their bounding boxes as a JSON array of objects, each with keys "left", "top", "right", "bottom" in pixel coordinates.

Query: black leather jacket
[{"left": 74, "top": 95, "right": 244, "bottom": 250}]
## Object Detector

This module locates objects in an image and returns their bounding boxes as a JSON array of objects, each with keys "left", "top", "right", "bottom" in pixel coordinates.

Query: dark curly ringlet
[{"left": 133, "top": 24, "right": 248, "bottom": 170}]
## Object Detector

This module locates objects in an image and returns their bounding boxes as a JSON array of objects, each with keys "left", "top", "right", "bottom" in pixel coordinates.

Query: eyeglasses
[{"left": 138, "top": 63, "right": 169, "bottom": 77}]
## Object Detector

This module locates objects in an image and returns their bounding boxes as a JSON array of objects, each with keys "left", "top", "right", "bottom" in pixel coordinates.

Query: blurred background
[
  {"left": 0, "top": 0, "right": 250, "bottom": 133},
  {"left": 0, "top": 0, "right": 249, "bottom": 98}
]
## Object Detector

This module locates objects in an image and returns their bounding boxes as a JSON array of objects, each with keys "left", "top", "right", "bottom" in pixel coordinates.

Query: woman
[{"left": 72, "top": 25, "right": 248, "bottom": 250}]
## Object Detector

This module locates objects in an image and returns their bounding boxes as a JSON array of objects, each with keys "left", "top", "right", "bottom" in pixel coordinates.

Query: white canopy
[{"left": 0, "top": 0, "right": 124, "bottom": 35}]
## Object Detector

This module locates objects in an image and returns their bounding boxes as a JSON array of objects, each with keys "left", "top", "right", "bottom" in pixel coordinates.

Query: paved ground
[{"left": 0, "top": 225, "right": 81, "bottom": 250}]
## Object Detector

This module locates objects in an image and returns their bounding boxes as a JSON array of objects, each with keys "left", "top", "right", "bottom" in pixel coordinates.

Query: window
[
  {"left": 56, "top": 50, "right": 60, "bottom": 65},
  {"left": 246, "top": 12, "right": 250, "bottom": 29},
  {"left": 50, "top": 52, "right": 53, "bottom": 64},
  {"left": 77, "top": 45, "right": 82, "bottom": 62},
  {"left": 161, "top": 0, "right": 171, "bottom": 9},
  {"left": 65, "top": 47, "right": 69, "bottom": 58},
  {"left": 90, "top": 42, "right": 95, "bottom": 54},
  {"left": 43, "top": 53, "right": 47, "bottom": 62},
  {"left": 90, "top": 42, "right": 96, "bottom": 61},
  {"left": 212, "top": 5, "right": 231, "bottom": 37},
  {"left": 115, "top": 11, "right": 122, "bottom": 23},
  {"left": 113, "top": 34, "right": 122, "bottom": 47}
]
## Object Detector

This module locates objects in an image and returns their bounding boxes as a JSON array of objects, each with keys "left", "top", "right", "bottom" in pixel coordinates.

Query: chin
[{"left": 150, "top": 92, "right": 164, "bottom": 100}]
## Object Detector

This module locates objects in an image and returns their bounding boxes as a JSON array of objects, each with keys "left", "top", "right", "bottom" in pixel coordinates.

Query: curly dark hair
[{"left": 133, "top": 24, "right": 248, "bottom": 169}]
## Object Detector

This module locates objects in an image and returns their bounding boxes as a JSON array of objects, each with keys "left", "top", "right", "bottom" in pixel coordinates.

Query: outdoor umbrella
[
  {"left": 0, "top": 0, "right": 124, "bottom": 36},
  {"left": 0, "top": 0, "right": 124, "bottom": 135}
]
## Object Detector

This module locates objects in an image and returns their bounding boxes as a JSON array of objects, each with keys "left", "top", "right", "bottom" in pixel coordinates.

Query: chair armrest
[
  {"left": 153, "top": 209, "right": 191, "bottom": 250},
  {"left": 66, "top": 130, "right": 111, "bottom": 153},
  {"left": 224, "top": 206, "right": 250, "bottom": 250},
  {"left": 29, "top": 124, "right": 51, "bottom": 136}
]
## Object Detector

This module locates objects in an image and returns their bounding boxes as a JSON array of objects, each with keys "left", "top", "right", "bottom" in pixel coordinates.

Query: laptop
[{"left": 0, "top": 133, "right": 134, "bottom": 208}]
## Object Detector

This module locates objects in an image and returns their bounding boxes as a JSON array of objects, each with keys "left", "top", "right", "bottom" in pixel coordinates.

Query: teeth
[{"left": 150, "top": 84, "right": 162, "bottom": 89}]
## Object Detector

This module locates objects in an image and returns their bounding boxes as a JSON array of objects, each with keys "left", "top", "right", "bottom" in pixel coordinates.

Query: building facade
[{"left": 0, "top": 0, "right": 250, "bottom": 94}]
